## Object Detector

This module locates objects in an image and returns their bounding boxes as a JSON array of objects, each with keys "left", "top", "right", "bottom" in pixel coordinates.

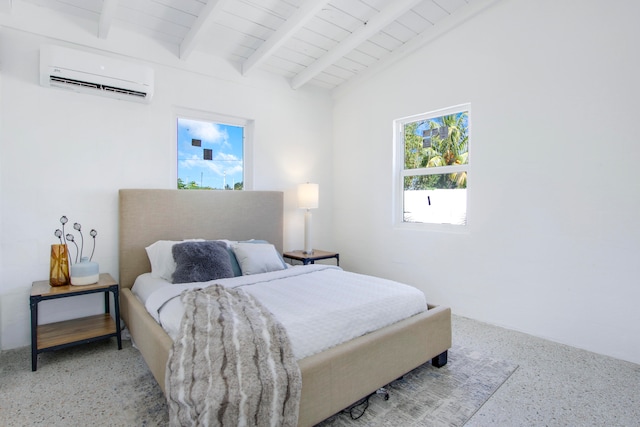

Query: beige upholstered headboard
[{"left": 118, "top": 189, "right": 284, "bottom": 289}]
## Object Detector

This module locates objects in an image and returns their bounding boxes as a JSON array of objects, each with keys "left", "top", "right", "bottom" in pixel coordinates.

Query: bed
[{"left": 118, "top": 189, "right": 452, "bottom": 426}]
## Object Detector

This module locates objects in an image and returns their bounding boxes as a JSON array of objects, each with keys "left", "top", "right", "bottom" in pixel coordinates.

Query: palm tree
[{"left": 404, "top": 112, "right": 468, "bottom": 190}]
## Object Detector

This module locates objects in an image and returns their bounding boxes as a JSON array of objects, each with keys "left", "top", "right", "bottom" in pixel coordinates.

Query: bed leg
[{"left": 432, "top": 350, "right": 448, "bottom": 368}]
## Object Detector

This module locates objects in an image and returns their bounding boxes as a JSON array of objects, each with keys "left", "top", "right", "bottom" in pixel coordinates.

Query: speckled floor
[
  {"left": 1, "top": 315, "right": 638, "bottom": 426},
  {"left": 0, "top": 339, "right": 168, "bottom": 426},
  {"left": 454, "top": 316, "right": 640, "bottom": 426}
]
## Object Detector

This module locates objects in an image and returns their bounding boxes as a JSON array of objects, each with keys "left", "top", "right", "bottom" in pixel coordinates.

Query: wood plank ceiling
[{"left": 19, "top": 0, "right": 478, "bottom": 90}]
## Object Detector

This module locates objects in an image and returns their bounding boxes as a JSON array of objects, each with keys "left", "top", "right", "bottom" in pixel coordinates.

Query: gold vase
[{"left": 50, "top": 244, "right": 70, "bottom": 286}]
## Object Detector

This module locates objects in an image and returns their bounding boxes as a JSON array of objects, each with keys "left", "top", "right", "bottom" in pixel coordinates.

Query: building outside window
[
  {"left": 394, "top": 104, "right": 470, "bottom": 226},
  {"left": 176, "top": 115, "right": 249, "bottom": 190}
]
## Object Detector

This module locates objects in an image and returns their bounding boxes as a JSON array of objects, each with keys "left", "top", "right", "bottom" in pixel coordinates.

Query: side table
[
  {"left": 283, "top": 249, "right": 340, "bottom": 266},
  {"left": 30, "top": 272, "right": 122, "bottom": 371}
]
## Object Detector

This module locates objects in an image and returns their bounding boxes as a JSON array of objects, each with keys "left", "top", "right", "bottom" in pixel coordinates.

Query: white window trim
[
  {"left": 392, "top": 103, "right": 471, "bottom": 232},
  {"left": 172, "top": 106, "right": 254, "bottom": 190}
]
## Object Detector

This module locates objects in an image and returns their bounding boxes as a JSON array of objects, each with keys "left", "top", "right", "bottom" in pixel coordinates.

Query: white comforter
[{"left": 134, "top": 264, "right": 427, "bottom": 360}]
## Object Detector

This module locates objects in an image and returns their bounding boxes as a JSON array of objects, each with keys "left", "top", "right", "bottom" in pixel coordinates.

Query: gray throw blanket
[{"left": 166, "top": 285, "right": 302, "bottom": 427}]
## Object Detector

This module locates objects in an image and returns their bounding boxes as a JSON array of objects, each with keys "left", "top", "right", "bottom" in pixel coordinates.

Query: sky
[{"left": 177, "top": 118, "right": 243, "bottom": 189}]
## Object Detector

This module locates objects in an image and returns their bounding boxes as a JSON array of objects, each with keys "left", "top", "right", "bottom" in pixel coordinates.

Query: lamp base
[{"left": 303, "top": 209, "right": 313, "bottom": 255}]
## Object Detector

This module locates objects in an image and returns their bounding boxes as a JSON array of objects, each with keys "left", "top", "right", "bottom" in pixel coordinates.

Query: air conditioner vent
[
  {"left": 102, "top": 85, "right": 147, "bottom": 99},
  {"left": 50, "top": 76, "right": 148, "bottom": 99},
  {"left": 50, "top": 76, "right": 101, "bottom": 91}
]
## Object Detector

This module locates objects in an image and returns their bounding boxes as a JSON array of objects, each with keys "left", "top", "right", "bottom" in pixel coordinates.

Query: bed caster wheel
[{"left": 376, "top": 387, "right": 389, "bottom": 400}]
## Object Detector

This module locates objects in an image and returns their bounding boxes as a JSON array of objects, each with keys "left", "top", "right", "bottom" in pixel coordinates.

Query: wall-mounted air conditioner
[{"left": 39, "top": 45, "right": 154, "bottom": 103}]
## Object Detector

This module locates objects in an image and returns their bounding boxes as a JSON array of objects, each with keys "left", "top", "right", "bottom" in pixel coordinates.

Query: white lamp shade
[{"left": 298, "top": 183, "right": 319, "bottom": 209}]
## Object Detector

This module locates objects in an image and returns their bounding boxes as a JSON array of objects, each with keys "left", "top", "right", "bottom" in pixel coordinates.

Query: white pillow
[
  {"left": 145, "top": 239, "right": 204, "bottom": 281},
  {"left": 232, "top": 242, "right": 286, "bottom": 275}
]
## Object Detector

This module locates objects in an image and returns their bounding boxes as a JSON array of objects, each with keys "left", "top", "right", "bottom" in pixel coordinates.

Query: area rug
[
  {"left": 0, "top": 340, "right": 516, "bottom": 426},
  {"left": 317, "top": 346, "right": 518, "bottom": 427}
]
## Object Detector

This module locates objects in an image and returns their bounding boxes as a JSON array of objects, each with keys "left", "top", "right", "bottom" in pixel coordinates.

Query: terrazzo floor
[
  {"left": 1, "top": 315, "right": 639, "bottom": 426},
  {"left": 453, "top": 316, "right": 640, "bottom": 426}
]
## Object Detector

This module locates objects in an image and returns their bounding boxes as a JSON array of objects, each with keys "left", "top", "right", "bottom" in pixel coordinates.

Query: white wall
[
  {"left": 0, "top": 50, "right": 3, "bottom": 350},
  {"left": 0, "top": 27, "right": 334, "bottom": 349},
  {"left": 332, "top": 0, "right": 640, "bottom": 364}
]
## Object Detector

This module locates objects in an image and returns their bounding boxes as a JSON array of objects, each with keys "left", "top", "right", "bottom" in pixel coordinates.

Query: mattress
[{"left": 133, "top": 264, "right": 428, "bottom": 360}]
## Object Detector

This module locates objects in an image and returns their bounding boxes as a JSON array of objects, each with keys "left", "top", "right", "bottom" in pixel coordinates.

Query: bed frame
[{"left": 118, "top": 189, "right": 452, "bottom": 426}]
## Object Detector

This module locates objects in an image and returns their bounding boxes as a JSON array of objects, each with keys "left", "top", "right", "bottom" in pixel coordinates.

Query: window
[
  {"left": 394, "top": 104, "right": 470, "bottom": 226},
  {"left": 176, "top": 113, "right": 252, "bottom": 190}
]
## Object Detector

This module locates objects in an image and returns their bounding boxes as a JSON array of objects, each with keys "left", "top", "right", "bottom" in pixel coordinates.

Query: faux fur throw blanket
[{"left": 166, "top": 284, "right": 302, "bottom": 427}]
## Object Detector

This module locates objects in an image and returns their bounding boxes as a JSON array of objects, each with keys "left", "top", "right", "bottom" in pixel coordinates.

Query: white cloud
[
  {"left": 181, "top": 118, "right": 228, "bottom": 146},
  {"left": 178, "top": 152, "right": 242, "bottom": 177},
  {"left": 214, "top": 152, "right": 239, "bottom": 162},
  {"left": 179, "top": 155, "right": 204, "bottom": 170}
]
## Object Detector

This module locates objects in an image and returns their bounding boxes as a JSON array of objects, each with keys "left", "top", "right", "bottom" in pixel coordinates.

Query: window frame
[
  {"left": 392, "top": 103, "right": 471, "bottom": 231},
  {"left": 172, "top": 107, "right": 254, "bottom": 190}
]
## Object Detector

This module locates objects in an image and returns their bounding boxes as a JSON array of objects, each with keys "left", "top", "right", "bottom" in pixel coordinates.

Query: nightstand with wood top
[
  {"left": 283, "top": 249, "right": 339, "bottom": 266},
  {"left": 30, "top": 272, "right": 122, "bottom": 371}
]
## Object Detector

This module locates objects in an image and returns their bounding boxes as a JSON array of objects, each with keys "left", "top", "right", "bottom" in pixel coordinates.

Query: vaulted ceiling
[{"left": 3, "top": 0, "right": 490, "bottom": 91}]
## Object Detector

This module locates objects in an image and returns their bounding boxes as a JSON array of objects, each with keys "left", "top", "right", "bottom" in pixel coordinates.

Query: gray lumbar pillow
[{"left": 172, "top": 240, "right": 234, "bottom": 284}]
